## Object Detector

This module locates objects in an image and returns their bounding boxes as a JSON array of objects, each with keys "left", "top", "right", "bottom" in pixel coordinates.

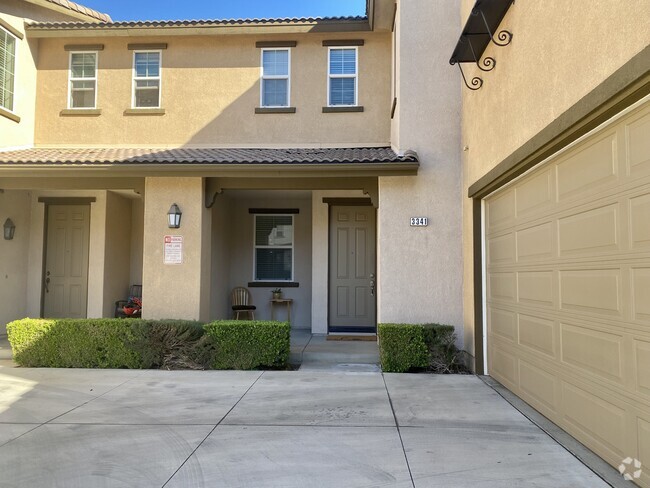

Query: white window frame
[
  {"left": 327, "top": 46, "right": 358, "bottom": 107},
  {"left": 131, "top": 50, "right": 162, "bottom": 109},
  {"left": 260, "top": 48, "right": 291, "bottom": 108},
  {"left": 253, "top": 214, "right": 295, "bottom": 282},
  {"left": 67, "top": 51, "right": 98, "bottom": 109},
  {"left": 0, "top": 26, "right": 18, "bottom": 114}
]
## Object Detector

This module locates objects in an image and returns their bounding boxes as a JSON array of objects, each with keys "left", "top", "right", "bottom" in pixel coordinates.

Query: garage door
[{"left": 485, "top": 98, "right": 650, "bottom": 487}]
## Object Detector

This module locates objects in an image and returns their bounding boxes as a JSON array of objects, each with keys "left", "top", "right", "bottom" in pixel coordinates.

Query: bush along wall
[
  {"left": 203, "top": 320, "right": 290, "bottom": 370},
  {"left": 6, "top": 318, "right": 289, "bottom": 370},
  {"left": 378, "top": 323, "right": 467, "bottom": 373}
]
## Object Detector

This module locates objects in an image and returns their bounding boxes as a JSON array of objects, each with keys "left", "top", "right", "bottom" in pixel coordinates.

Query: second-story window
[
  {"left": 69, "top": 52, "right": 97, "bottom": 109},
  {"left": 133, "top": 51, "right": 161, "bottom": 108},
  {"left": 0, "top": 26, "right": 17, "bottom": 113},
  {"left": 261, "top": 49, "right": 290, "bottom": 107},
  {"left": 328, "top": 47, "right": 357, "bottom": 106}
]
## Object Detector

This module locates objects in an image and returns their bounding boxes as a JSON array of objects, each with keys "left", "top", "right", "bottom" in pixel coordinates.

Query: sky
[{"left": 79, "top": 0, "right": 367, "bottom": 22}]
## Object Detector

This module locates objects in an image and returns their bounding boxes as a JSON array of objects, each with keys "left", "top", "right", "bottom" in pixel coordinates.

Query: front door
[
  {"left": 328, "top": 206, "right": 376, "bottom": 332},
  {"left": 43, "top": 205, "right": 90, "bottom": 318}
]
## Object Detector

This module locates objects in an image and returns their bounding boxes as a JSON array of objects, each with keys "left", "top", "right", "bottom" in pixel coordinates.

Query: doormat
[{"left": 327, "top": 335, "right": 377, "bottom": 341}]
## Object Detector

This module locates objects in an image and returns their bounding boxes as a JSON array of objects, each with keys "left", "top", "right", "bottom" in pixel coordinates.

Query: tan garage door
[{"left": 485, "top": 98, "right": 650, "bottom": 487}]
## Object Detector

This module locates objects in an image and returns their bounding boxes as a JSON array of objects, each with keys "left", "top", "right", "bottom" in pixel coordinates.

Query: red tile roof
[
  {"left": 0, "top": 147, "right": 418, "bottom": 165},
  {"left": 42, "top": 0, "right": 112, "bottom": 22}
]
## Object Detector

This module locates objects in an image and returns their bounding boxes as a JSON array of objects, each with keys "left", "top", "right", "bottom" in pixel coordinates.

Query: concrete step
[{"left": 298, "top": 361, "right": 381, "bottom": 373}]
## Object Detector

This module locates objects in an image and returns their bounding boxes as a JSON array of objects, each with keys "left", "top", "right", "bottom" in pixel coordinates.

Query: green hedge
[
  {"left": 378, "top": 323, "right": 459, "bottom": 373},
  {"left": 6, "top": 318, "right": 289, "bottom": 370},
  {"left": 7, "top": 318, "right": 146, "bottom": 368},
  {"left": 203, "top": 320, "right": 290, "bottom": 370}
]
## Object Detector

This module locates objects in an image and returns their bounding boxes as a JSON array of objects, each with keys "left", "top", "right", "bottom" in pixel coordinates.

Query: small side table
[{"left": 270, "top": 298, "right": 293, "bottom": 324}]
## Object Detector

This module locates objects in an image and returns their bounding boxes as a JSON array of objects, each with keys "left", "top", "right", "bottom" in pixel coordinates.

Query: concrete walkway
[{"left": 0, "top": 362, "right": 614, "bottom": 487}]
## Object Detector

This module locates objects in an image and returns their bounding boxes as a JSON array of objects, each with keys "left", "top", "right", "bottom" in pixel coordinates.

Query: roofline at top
[
  {"left": 23, "top": 0, "right": 111, "bottom": 23},
  {"left": 24, "top": 16, "right": 374, "bottom": 37}
]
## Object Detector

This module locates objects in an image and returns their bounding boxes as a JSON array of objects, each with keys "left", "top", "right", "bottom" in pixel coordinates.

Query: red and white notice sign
[{"left": 164, "top": 235, "right": 183, "bottom": 264}]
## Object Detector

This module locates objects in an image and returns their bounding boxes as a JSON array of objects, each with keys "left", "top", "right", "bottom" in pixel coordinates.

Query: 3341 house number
[{"left": 410, "top": 217, "right": 428, "bottom": 227}]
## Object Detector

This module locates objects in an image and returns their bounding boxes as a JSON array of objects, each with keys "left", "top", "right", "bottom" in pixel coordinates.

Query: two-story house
[{"left": 0, "top": 0, "right": 649, "bottom": 484}]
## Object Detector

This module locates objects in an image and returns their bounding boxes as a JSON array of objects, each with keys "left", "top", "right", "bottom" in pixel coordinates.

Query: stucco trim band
[
  {"left": 127, "top": 43, "right": 168, "bottom": 50},
  {"left": 0, "top": 107, "right": 20, "bottom": 123},
  {"left": 322, "top": 39, "right": 365, "bottom": 46},
  {"left": 37, "top": 197, "right": 96, "bottom": 204},
  {"left": 255, "top": 107, "right": 297, "bottom": 114},
  {"left": 60, "top": 109, "right": 102, "bottom": 116},
  {"left": 64, "top": 44, "right": 104, "bottom": 51},
  {"left": 322, "top": 106, "right": 364, "bottom": 113},
  {"left": 468, "top": 45, "right": 650, "bottom": 199},
  {"left": 0, "top": 19, "right": 24, "bottom": 40},
  {"left": 255, "top": 41, "right": 297, "bottom": 48},
  {"left": 123, "top": 109, "right": 166, "bottom": 116},
  {"left": 248, "top": 281, "right": 299, "bottom": 288}
]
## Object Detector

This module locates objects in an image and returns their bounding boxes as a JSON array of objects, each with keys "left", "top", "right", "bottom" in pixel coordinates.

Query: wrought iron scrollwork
[
  {"left": 463, "top": 35, "right": 496, "bottom": 72},
  {"left": 450, "top": 59, "right": 483, "bottom": 91},
  {"left": 472, "top": 8, "right": 513, "bottom": 47}
]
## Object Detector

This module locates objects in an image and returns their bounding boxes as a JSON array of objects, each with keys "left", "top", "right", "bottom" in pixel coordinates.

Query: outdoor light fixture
[
  {"left": 3, "top": 218, "right": 15, "bottom": 240},
  {"left": 167, "top": 204, "right": 182, "bottom": 229}
]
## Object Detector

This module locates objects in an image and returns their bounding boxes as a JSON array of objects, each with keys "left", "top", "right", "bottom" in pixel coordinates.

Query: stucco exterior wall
[
  {"left": 382, "top": 0, "right": 463, "bottom": 334},
  {"left": 0, "top": 190, "right": 31, "bottom": 334},
  {"left": 102, "top": 191, "right": 132, "bottom": 317},
  {"left": 129, "top": 196, "right": 144, "bottom": 286},
  {"left": 141, "top": 177, "right": 211, "bottom": 321},
  {"left": 210, "top": 195, "right": 231, "bottom": 320},
  {"left": 223, "top": 191, "right": 312, "bottom": 328},
  {"left": 460, "top": 0, "right": 650, "bottom": 367},
  {"left": 0, "top": 0, "right": 90, "bottom": 149},
  {"left": 34, "top": 32, "right": 391, "bottom": 147}
]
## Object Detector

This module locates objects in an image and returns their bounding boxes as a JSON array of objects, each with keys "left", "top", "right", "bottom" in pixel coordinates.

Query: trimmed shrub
[
  {"left": 378, "top": 323, "right": 429, "bottom": 373},
  {"left": 378, "top": 323, "right": 466, "bottom": 373},
  {"left": 203, "top": 320, "right": 290, "bottom": 370},
  {"left": 7, "top": 318, "right": 145, "bottom": 368}
]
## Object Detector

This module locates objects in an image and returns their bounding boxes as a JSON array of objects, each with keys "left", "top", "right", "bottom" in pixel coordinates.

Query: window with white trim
[
  {"left": 254, "top": 215, "right": 294, "bottom": 281},
  {"left": 0, "top": 26, "right": 17, "bottom": 112},
  {"left": 328, "top": 47, "right": 357, "bottom": 106},
  {"left": 261, "top": 48, "right": 290, "bottom": 107},
  {"left": 133, "top": 51, "right": 161, "bottom": 108},
  {"left": 69, "top": 52, "right": 97, "bottom": 109}
]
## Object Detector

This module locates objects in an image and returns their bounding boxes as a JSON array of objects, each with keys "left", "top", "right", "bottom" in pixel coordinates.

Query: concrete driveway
[{"left": 0, "top": 363, "right": 617, "bottom": 488}]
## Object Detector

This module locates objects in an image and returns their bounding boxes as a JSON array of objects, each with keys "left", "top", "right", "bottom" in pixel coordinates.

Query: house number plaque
[{"left": 410, "top": 217, "right": 428, "bottom": 227}]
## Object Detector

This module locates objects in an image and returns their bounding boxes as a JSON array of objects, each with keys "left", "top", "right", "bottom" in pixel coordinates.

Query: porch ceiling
[{"left": 0, "top": 147, "right": 419, "bottom": 178}]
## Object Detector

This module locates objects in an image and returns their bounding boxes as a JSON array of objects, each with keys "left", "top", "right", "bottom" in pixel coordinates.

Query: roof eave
[
  {"left": 23, "top": 0, "right": 111, "bottom": 23},
  {"left": 0, "top": 162, "right": 419, "bottom": 178},
  {"left": 25, "top": 19, "right": 372, "bottom": 38}
]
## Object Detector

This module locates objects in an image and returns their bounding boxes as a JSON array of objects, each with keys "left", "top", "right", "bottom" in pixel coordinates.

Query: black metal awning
[{"left": 449, "top": 0, "right": 515, "bottom": 90}]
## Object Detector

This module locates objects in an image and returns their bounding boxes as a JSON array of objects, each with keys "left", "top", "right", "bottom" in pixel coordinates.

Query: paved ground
[{"left": 0, "top": 361, "right": 612, "bottom": 488}]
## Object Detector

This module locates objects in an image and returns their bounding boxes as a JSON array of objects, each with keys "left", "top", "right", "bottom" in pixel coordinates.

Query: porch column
[{"left": 142, "top": 177, "right": 212, "bottom": 321}]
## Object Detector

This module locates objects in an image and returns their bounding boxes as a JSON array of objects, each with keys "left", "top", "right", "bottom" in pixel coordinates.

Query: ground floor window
[{"left": 254, "top": 214, "right": 293, "bottom": 281}]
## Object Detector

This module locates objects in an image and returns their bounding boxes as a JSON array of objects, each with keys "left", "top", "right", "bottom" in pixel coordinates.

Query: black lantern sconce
[
  {"left": 167, "top": 204, "right": 182, "bottom": 229},
  {"left": 3, "top": 218, "right": 15, "bottom": 240}
]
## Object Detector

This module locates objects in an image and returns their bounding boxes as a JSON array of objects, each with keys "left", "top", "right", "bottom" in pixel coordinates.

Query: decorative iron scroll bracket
[{"left": 448, "top": 0, "right": 515, "bottom": 91}]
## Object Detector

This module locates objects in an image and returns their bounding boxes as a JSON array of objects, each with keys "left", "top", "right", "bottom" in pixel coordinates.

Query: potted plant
[{"left": 272, "top": 288, "right": 282, "bottom": 300}]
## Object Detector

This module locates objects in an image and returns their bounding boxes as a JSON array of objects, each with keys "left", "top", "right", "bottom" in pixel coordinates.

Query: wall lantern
[
  {"left": 3, "top": 218, "right": 15, "bottom": 240},
  {"left": 167, "top": 204, "right": 182, "bottom": 229}
]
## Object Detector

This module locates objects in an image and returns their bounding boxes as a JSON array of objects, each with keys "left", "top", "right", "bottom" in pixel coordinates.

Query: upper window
[
  {"left": 0, "top": 27, "right": 17, "bottom": 113},
  {"left": 261, "top": 49, "right": 290, "bottom": 107},
  {"left": 69, "top": 52, "right": 97, "bottom": 109},
  {"left": 133, "top": 51, "right": 161, "bottom": 108},
  {"left": 254, "top": 215, "right": 294, "bottom": 281},
  {"left": 328, "top": 47, "right": 357, "bottom": 106}
]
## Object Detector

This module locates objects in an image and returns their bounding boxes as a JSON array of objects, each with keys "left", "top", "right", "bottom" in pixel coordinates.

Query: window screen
[{"left": 254, "top": 215, "right": 293, "bottom": 281}]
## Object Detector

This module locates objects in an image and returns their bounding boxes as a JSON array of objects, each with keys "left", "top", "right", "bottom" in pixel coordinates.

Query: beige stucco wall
[
  {"left": 382, "top": 0, "right": 463, "bottom": 336},
  {"left": 460, "top": 0, "right": 650, "bottom": 367},
  {"left": 0, "top": 190, "right": 31, "bottom": 334},
  {"left": 141, "top": 177, "right": 212, "bottom": 321},
  {"left": 0, "top": 0, "right": 92, "bottom": 149},
  {"left": 129, "top": 196, "right": 144, "bottom": 286},
  {"left": 218, "top": 191, "right": 312, "bottom": 328},
  {"left": 210, "top": 194, "right": 231, "bottom": 320},
  {"left": 102, "top": 191, "right": 132, "bottom": 317},
  {"left": 34, "top": 32, "right": 391, "bottom": 147}
]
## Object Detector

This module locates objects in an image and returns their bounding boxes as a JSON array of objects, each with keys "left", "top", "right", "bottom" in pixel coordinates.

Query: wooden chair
[{"left": 231, "top": 286, "right": 256, "bottom": 320}]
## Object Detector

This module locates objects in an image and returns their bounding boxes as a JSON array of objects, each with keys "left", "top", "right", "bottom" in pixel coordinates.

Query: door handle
[
  {"left": 370, "top": 273, "right": 375, "bottom": 297},
  {"left": 45, "top": 271, "right": 50, "bottom": 293}
]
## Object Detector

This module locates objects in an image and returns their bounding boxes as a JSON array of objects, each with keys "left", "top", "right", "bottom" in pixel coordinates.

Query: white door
[
  {"left": 43, "top": 205, "right": 90, "bottom": 318},
  {"left": 328, "top": 206, "right": 377, "bottom": 332}
]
